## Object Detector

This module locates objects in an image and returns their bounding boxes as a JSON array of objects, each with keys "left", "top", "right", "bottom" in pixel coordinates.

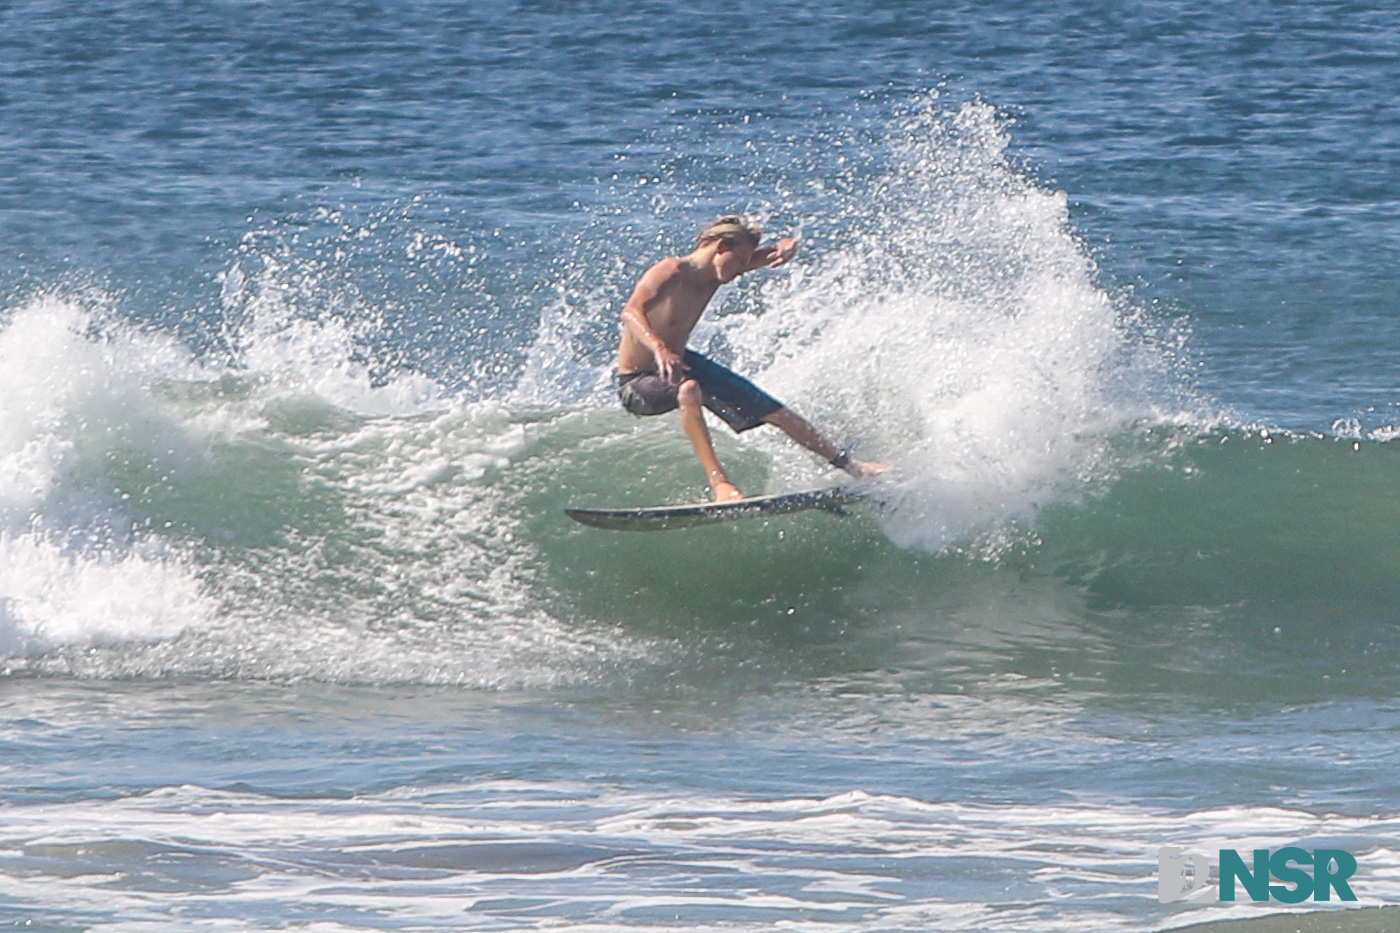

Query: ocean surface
[{"left": 2, "top": 1, "right": 1399, "bottom": 930}]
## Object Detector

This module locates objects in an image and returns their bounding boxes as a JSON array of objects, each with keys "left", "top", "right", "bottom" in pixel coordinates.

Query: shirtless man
[{"left": 615, "top": 215, "right": 886, "bottom": 502}]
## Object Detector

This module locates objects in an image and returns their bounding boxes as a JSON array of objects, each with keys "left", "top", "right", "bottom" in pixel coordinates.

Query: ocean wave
[{"left": 5, "top": 100, "right": 1392, "bottom": 687}]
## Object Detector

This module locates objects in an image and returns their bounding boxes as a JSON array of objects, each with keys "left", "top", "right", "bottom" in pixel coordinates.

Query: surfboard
[{"left": 565, "top": 486, "right": 864, "bottom": 532}]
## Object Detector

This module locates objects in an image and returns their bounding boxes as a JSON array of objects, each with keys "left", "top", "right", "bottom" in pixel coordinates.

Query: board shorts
[{"left": 616, "top": 349, "right": 784, "bottom": 433}]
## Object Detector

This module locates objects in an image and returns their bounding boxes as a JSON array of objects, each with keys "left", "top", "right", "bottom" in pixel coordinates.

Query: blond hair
[{"left": 695, "top": 215, "right": 763, "bottom": 250}]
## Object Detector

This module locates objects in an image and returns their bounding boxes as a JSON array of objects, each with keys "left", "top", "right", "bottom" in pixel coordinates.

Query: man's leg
[
  {"left": 678, "top": 379, "right": 744, "bottom": 501},
  {"left": 762, "top": 407, "right": 888, "bottom": 479}
]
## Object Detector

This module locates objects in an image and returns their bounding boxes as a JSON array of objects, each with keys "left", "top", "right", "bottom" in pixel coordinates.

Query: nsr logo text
[{"left": 1158, "top": 847, "right": 1357, "bottom": 904}]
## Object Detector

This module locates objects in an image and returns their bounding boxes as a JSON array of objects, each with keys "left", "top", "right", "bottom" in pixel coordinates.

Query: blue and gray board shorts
[{"left": 616, "top": 349, "right": 784, "bottom": 433}]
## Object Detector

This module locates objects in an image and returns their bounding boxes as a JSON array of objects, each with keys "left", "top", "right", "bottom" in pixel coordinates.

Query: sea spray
[
  {"left": 735, "top": 101, "right": 1190, "bottom": 552},
  {"left": 220, "top": 215, "right": 444, "bottom": 415}
]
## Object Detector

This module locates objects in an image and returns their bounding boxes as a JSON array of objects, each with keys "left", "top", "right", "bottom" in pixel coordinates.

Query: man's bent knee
[{"left": 677, "top": 379, "right": 703, "bottom": 406}]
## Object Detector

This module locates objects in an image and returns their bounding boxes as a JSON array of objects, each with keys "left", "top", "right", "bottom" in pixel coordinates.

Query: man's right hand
[{"left": 654, "top": 345, "right": 684, "bottom": 384}]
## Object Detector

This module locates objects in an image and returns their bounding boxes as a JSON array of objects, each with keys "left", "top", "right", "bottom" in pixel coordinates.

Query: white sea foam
[
  {"left": 0, "top": 290, "right": 645, "bottom": 684},
  {"left": 1, "top": 781, "right": 1392, "bottom": 931},
  {"left": 0, "top": 295, "right": 216, "bottom": 655},
  {"left": 0, "top": 535, "right": 204, "bottom": 657}
]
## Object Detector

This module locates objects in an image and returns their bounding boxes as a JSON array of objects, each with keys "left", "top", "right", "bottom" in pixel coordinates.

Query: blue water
[{"left": 3, "top": 1, "right": 1399, "bottom": 930}]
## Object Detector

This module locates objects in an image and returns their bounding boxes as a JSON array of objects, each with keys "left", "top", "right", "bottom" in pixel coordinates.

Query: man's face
[{"left": 716, "top": 241, "right": 756, "bottom": 282}]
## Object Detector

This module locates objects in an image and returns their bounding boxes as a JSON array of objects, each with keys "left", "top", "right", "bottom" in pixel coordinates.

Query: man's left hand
[{"left": 765, "top": 237, "right": 800, "bottom": 268}]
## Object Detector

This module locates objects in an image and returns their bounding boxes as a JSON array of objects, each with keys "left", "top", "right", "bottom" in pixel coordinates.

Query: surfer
[{"left": 615, "top": 215, "right": 887, "bottom": 502}]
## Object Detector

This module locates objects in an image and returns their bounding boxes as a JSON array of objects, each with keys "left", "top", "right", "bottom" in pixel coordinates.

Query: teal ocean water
[{"left": 2, "top": 2, "right": 1399, "bottom": 930}]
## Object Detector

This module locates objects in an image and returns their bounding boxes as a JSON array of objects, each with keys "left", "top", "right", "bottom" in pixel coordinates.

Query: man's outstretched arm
[{"left": 746, "top": 237, "right": 800, "bottom": 272}]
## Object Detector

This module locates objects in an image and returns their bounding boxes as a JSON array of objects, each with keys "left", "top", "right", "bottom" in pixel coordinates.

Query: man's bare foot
[
  {"left": 844, "top": 460, "right": 889, "bottom": 480},
  {"left": 711, "top": 481, "right": 745, "bottom": 502}
]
